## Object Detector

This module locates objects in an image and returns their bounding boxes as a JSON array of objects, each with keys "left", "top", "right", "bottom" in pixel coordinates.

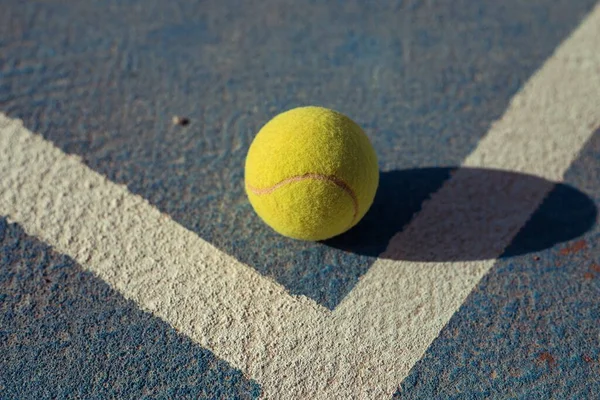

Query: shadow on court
[{"left": 324, "top": 167, "right": 597, "bottom": 261}]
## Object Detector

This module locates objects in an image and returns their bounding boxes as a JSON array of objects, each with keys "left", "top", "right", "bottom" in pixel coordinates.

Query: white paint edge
[
  {"left": 335, "top": 4, "right": 600, "bottom": 397},
  {"left": 0, "top": 114, "right": 329, "bottom": 391},
  {"left": 1, "top": 4, "right": 599, "bottom": 399}
]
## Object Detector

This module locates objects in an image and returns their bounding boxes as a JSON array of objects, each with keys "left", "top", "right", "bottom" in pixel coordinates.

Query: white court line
[
  {"left": 334, "top": 4, "right": 600, "bottom": 397},
  {"left": 1, "top": 4, "right": 599, "bottom": 399}
]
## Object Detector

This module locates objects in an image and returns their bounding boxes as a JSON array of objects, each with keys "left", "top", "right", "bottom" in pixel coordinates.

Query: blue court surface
[{"left": 1, "top": 1, "right": 599, "bottom": 398}]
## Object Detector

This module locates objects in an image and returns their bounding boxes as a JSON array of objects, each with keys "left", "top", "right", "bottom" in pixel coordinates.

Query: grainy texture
[
  {"left": 0, "top": 218, "right": 261, "bottom": 399},
  {"left": 0, "top": 115, "right": 329, "bottom": 398},
  {"left": 2, "top": 1, "right": 600, "bottom": 399},
  {"left": 1, "top": 4, "right": 599, "bottom": 399},
  {"left": 396, "top": 129, "right": 600, "bottom": 399},
  {"left": 1, "top": 0, "right": 596, "bottom": 308}
]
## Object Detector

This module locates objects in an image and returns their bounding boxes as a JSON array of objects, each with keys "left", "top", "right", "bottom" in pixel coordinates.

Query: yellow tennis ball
[{"left": 244, "top": 106, "right": 379, "bottom": 241}]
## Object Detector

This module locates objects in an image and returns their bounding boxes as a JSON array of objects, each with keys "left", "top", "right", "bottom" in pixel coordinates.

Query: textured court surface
[{"left": 1, "top": 1, "right": 599, "bottom": 398}]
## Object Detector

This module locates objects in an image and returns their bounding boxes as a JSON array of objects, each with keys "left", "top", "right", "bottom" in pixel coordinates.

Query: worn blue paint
[
  {"left": 2, "top": 1, "right": 599, "bottom": 397},
  {"left": 1, "top": 0, "right": 596, "bottom": 309},
  {"left": 0, "top": 218, "right": 261, "bottom": 399},
  {"left": 395, "top": 131, "right": 600, "bottom": 399}
]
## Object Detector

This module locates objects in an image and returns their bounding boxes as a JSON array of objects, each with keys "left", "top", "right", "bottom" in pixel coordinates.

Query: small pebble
[{"left": 172, "top": 116, "right": 190, "bottom": 126}]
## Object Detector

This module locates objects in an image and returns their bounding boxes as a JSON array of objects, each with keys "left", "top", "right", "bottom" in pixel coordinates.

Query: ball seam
[{"left": 246, "top": 173, "right": 359, "bottom": 225}]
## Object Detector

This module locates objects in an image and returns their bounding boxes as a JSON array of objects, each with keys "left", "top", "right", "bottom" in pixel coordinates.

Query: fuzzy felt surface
[{"left": 245, "top": 107, "right": 379, "bottom": 241}]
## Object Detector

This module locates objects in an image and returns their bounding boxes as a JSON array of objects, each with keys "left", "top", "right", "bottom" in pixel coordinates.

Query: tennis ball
[{"left": 244, "top": 106, "right": 379, "bottom": 241}]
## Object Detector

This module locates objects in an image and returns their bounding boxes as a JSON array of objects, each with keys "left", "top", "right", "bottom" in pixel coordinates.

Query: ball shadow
[{"left": 324, "top": 167, "right": 597, "bottom": 261}]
